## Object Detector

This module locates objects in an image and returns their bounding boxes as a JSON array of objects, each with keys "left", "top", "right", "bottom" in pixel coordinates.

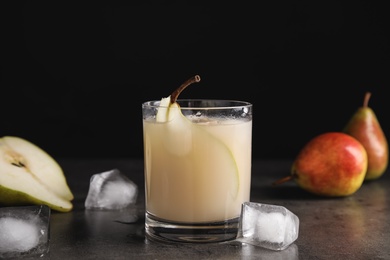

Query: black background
[{"left": 1, "top": 2, "right": 389, "bottom": 160}]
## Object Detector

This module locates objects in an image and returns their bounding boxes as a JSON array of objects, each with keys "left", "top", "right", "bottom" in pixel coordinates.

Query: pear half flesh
[{"left": 0, "top": 136, "right": 74, "bottom": 212}]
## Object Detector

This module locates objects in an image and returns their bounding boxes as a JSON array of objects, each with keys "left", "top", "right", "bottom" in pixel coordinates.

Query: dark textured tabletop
[{"left": 28, "top": 158, "right": 390, "bottom": 259}]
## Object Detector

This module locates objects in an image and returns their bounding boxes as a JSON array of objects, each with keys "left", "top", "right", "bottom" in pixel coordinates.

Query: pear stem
[
  {"left": 170, "top": 75, "right": 201, "bottom": 103},
  {"left": 363, "top": 92, "right": 371, "bottom": 107},
  {"left": 272, "top": 175, "right": 293, "bottom": 186}
]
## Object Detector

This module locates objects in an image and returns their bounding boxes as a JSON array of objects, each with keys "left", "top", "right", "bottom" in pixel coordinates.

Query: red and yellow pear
[
  {"left": 343, "top": 92, "right": 388, "bottom": 180},
  {"left": 273, "top": 132, "right": 368, "bottom": 197}
]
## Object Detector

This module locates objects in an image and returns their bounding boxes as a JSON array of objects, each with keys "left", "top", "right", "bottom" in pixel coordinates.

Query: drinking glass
[{"left": 142, "top": 99, "right": 252, "bottom": 243}]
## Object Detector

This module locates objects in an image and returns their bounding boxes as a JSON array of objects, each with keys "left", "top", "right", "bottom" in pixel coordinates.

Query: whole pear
[
  {"left": 343, "top": 92, "right": 388, "bottom": 180},
  {"left": 273, "top": 132, "right": 368, "bottom": 197}
]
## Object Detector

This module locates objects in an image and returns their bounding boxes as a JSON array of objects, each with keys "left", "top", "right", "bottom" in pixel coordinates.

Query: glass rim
[{"left": 142, "top": 99, "right": 252, "bottom": 110}]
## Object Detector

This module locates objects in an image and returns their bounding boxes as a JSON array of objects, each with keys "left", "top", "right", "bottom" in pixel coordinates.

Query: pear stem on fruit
[
  {"left": 363, "top": 92, "right": 371, "bottom": 107},
  {"left": 170, "top": 75, "right": 201, "bottom": 103},
  {"left": 272, "top": 175, "right": 293, "bottom": 186}
]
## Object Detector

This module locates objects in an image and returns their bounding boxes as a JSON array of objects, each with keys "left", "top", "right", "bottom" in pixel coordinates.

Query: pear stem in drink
[{"left": 170, "top": 75, "right": 201, "bottom": 103}]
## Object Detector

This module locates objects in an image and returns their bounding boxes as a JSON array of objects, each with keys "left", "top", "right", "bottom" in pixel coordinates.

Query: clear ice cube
[
  {"left": 237, "top": 202, "right": 299, "bottom": 251},
  {"left": 0, "top": 205, "right": 50, "bottom": 259},
  {"left": 85, "top": 168, "right": 138, "bottom": 210}
]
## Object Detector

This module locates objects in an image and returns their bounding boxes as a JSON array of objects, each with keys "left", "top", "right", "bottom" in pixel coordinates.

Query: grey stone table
[{"left": 31, "top": 159, "right": 390, "bottom": 259}]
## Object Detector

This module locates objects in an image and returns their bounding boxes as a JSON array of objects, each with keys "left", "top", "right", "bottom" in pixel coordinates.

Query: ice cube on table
[
  {"left": 0, "top": 205, "right": 50, "bottom": 259},
  {"left": 237, "top": 202, "right": 299, "bottom": 251},
  {"left": 85, "top": 168, "right": 138, "bottom": 210}
]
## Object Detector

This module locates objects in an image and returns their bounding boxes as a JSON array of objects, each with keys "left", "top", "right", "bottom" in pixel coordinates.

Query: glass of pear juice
[{"left": 142, "top": 99, "right": 253, "bottom": 243}]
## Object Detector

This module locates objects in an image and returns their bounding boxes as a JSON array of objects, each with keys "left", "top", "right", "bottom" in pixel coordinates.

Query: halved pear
[{"left": 0, "top": 136, "right": 74, "bottom": 212}]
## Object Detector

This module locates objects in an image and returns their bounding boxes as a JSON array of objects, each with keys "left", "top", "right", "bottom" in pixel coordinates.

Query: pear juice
[{"left": 143, "top": 116, "right": 252, "bottom": 223}]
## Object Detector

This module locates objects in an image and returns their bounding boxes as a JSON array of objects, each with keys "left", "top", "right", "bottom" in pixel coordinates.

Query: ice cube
[
  {"left": 85, "top": 169, "right": 138, "bottom": 210},
  {"left": 0, "top": 205, "right": 50, "bottom": 259},
  {"left": 237, "top": 202, "right": 299, "bottom": 251}
]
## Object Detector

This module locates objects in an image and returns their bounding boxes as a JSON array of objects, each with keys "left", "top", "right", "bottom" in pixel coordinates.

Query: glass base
[{"left": 145, "top": 212, "right": 239, "bottom": 243}]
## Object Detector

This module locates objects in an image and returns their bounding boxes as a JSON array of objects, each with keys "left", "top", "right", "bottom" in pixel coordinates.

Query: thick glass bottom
[{"left": 145, "top": 212, "right": 239, "bottom": 243}]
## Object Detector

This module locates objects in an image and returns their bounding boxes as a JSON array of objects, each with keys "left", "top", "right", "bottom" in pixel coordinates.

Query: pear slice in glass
[{"left": 155, "top": 76, "right": 240, "bottom": 200}]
